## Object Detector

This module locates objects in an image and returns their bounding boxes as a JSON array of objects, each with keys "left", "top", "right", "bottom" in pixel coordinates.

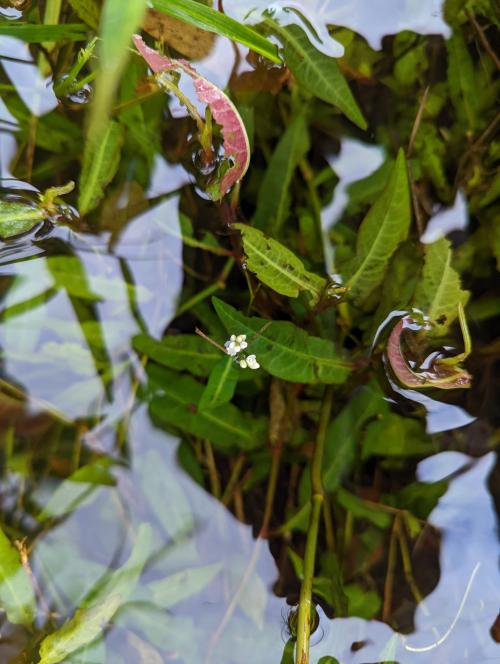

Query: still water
[{"left": 0, "top": 1, "right": 498, "bottom": 663}]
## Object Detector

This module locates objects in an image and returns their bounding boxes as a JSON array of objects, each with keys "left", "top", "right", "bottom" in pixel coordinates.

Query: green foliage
[
  {"left": 148, "top": 562, "right": 222, "bottom": 607},
  {"left": 447, "top": 30, "right": 479, "bottom": 131},
  {"left": 344, "top": 149, "right": 411, "bottom": 306},
  {"left": 0, "top": 201, "right": 46, "bottom": 239},
  {"left": 133, "top": 333, "right": 221, "bottom": 376},
  {"left": 252, "top": 112, "right": 310, "bottom": 234},
  {"left": 235, "top": 224, "right": 326, "bottom": 305},
  {"left": 414, "top": 238, "right": 470, "bottom": 334},
  {"left": 213, "top": 299, "right": 351, "bottom": 384},
  {"left": 79, "top": 120, "right": 124, "bottom": 214},
  {"left": 273, "top": 24, "right": 367, "bottom": 129},
  {"left": 361, "top": 414, "right": 434, "bottom": 459},
  {"left": 148, "top": 365, "right": 268, "bottom": 450},
  {"left": 198, "top": 356, "right": 239, "bottom": 411},
  {"left": 150, "top": 0, "right": 281, "bottom": 63},
  {"left": 68, "top": 0, "right": 100, "bottom": 29},
  {"left": 0, "top": 23, "right": 87, "bottom": 41},
  {"left": 0, "top": 526, "right": 36, "bottom": 626}
]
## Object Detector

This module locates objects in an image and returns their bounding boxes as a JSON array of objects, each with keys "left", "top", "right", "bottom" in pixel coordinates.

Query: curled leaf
[
  {"left": 133, "top": 35, "right": 250, "bottom": 199},
  {"left": 386, "top": 315, "right": 471, "bottom": 390}
]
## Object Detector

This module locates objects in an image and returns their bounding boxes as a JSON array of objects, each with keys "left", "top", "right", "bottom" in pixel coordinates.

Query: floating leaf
[
  {"left": 234, "top": 224, "right": 326, "bottom": 305},
  {"left": 0, "top": 201, "right": 46, "bottom": 239},
  {"left": 38, "top": 523, "right": 152, "bottom": 664},
  {"left": 198, "top": 355, "right": 239, "bottom": 411},
  {"left": 0, "top": 526, "right": 36, "bottom": 626},
  {"left": 273, "top": 23, "right": 367, "bottom": 130},
  {"left": 413, "top": 238, "right": 469, "bottom": 334},
  {"left": 149, "top": 0, "right": 280, "bottom": 63},
  {"left": 148, "top": 365, "right": 268, "bottom": 450},
  {"left": 133, "top": 35, "right": 250, "bottom": 199},
  {"left": 344, "top": 149, "right": 411, "bottom": 305},
  {"left": 133, "top": 333, "right": 221, "bottom": 376},
  {"left": 149, "top": 563, "right": 222, "bottom": 607},
  {"left": 78, "top": 120, "right": 124, "bottom": 214},
  {"left": 213, "top": 298, "right": 351, "bottom": 384},
  {"left": 252, "top": 112, "right": 310, "bottom": 234}
]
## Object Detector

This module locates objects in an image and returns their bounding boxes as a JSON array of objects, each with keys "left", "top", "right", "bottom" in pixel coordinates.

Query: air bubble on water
[
  {"left": 67, "top": 83, "right": 93, "bottom": 105},
  {"left": 192, "top": 148, "right": 217, "bottom": 176},
  {"left": 241, "top": 260, "right": 248, "bottom": 270}
]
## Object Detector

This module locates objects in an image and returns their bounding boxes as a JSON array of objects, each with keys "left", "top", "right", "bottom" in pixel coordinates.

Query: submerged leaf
[
  {"left": 213, "top": 299, "right": 351, "bottom": 384},
  {"left": 198, "top": 355, "right": 239, "bottom": 411},
  {"left": 0, "top": 526, "right": 36, "bottom": 626},
  {"left": 234, "top": 224, "right": 326, "bottom": 305},
  {"left": 413, "top": 238, "right": 469, "bottom": 334},
  {"left": 274, "top": 24, "right": 367, "bottom": 130},
  {"left": 38, "top": 523, "right": 152, "bottom": 664},
  {"left": 78, "top": 120, "right": 123, "bottom": 214},
  {"left": 149, "top": 563, "right": 222, "bottom": 607},
  {"left": 252, "top": 112, "right": 310, "bottom": 234},
  {"left": 148, "top": 365, "right": 268, "bottom": 449},
  {"left": 344, "top": 149, "right": 411, "bottom": 305},
  {"left": 133, "top": 35, "right": 250, "bottom": 199}
]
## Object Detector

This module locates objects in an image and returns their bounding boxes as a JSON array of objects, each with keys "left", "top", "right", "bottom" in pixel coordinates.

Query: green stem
[{"left": 295, "top": 385, "right": 334, "bottom": 664}]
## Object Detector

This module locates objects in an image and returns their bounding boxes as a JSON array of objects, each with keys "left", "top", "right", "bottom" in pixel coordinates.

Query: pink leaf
[{"left": 133, "top": 35, "right": 250, "bottom": 200}]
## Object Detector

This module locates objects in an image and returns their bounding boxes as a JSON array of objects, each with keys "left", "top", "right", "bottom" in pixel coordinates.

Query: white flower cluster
[{"left": 224, "top": 334, "right": 260, "bottom": 370}]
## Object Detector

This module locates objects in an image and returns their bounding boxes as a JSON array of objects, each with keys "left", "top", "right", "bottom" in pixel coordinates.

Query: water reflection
[
  {"left": 421, "top": 190, "right": 469, "bottom": 244},
  {"left": 0, "top": 195, "right": 184, "bottom": 420},
  {"left": 313, "top": 451, "right": 499, "bottom": 662},
  {"left": 227, "top": 0, "right": 450, "bottom": 50},
  {"left": 27, "top": 408, "right": 286, "bottom": 664}
]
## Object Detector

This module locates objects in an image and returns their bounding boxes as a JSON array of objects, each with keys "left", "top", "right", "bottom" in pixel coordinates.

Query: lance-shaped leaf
[
  {"left": 198, "top": 355, "right": 239, "bottom": 411},
  {"left": 235, "top": 224, "right": 326, "bottom": 305},
  {"left": 133, "top": 35, "right": 250, "bottom": 199},
  {"left": 413, "top": 238, "right": 470, "bottom": 334},
  {"left": 148, "top": 365, "right": 268, "bottom": 450},
  {"left": 0, "top": 200, "right": 46, "bottom": 239},
  {"left": 272, "top": 23, "right": 367, "bottom": 130},
  {"left": 213, "top": 298, "right": 351, "bottom": 384},
  {"left": 0, "top": 526, "right": 36, "bottom": 626},
  {"left": 252, "top": 111, "right": 310, "bottom": 234},
  {"left": 344, "top": 149, "right": 411, "bottom": 305},
  {"left": 133, "top": 333, "right": 221, "bottom": 376},
  {"left": 38, "top": 523, "right": 152, "bottom": 664}
]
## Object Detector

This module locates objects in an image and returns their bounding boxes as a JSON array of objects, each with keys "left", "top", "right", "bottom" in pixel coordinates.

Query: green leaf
[
  {"left": 78, "top": 120, "right": 124, "bottom": 214},
  {"left": 149, "top": 563, "right": 222, "bottom": 607},
  {"left": 362, "top": 413, "right": 434, "bottom": 459},
  {"left": 68, "top": 0, "right": 100, "bottom": 29},
  {"left": 148, "top": 365, "right": 268, "bottom": 450},
  {"left": 0, "top": 23, "right": 87, "bottom": 42},
  {"left": 0, "top": 201, "right": 46, "bottom": 239},
  {"left": 133, "top": 333, "right": 221, "bottom": 376},
  {"left": 213, "top": 298, "right": 351, "bottom": 384},
  {"left": 344, "top": 149, "right": 411, "bottom": 305},
  {"left": 336, "top": 489, "right": 391, "bottom": 529},
  {"left": 413, "top": 238, "right": 470, "bottom": 334},
  {"left": 0, "top": 526, "right": 36, "bottom": 626},
  {"left": 345, "top": 584, "right": 381, "bottom": 619},
  {"left": 234, "top": 224, "right": 326, "bottom": 305},
  {"left": 447, "top": 30, "right": 479, "bottom": 131},
  {"left": 252, "top": 112, "right": 310, "bottom": 234},
  {"left": 274, "top": 24, "right": 367, "bottom": 130},
  {"left": 38, "top": 459, "right": 115, "bottom": 522},
  {"left": 38, "top": 598, "right": 121, "bottom": 664},
  {"left": 198, "top": 355, "right": 239, "bottom": 411},
  {"left": 150, "top": 0, "right": 280, "bottom": 64},
  {"left": 322, "top": 381, "right": 389, "bottom": 492},
  {"left": 38, "top": 523, "right": 152, "bottom": 664}
]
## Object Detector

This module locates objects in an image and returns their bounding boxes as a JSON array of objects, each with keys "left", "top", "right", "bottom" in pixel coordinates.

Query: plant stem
[{"left": 295, "top": 385, "right": 334, "bottom": 664}]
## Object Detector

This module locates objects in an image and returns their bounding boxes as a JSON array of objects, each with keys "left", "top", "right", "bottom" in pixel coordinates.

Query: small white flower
[
  {"left": 239, "top": 358, "right": 248, "bottom": 368},
  {"left": 239, "top": 340, "right": 248, "bottom": 350},
  {"left": 224, "top": 340, "right": 238, "bottom": 356},
  {"left": 236, "top": 334, "right": 246, "bottom": 344},
  {"left": 246, "top": 354, "right": 260, "bottom": 370}
]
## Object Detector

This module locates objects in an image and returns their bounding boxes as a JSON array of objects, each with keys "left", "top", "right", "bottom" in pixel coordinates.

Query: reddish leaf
[
  {"left": 386, "top": 316, "right": 471, "bottom": 390},
  {"left": 133, "top": 35, "right": 250, "bottom": 199}
]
